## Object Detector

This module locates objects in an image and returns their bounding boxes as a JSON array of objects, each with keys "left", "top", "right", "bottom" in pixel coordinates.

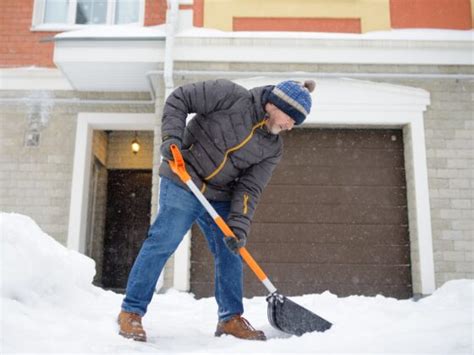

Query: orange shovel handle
[{"left": 169, "top": 144, "right": 191, "bottom": 182}]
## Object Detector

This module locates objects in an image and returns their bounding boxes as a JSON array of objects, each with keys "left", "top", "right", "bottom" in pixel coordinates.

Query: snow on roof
[
  {"left": 55, "top": 25, "right": 473, "bottom": 42},
  {"left": 55, "top": 24, "right": 167, "bottom": 39},
  {"left": 177, "top": 27, "right": 474, "bottom": 42}
]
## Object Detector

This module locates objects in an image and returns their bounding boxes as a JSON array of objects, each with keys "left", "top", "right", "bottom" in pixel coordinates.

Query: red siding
[
  {"left": 0, "top": 0, "right": 57, "bottom": 67},
  {"left": 193, "top": 0, "right": 204, "bottom": 27},
  {"left": 0, "top": 0, "right": 471, "bottom": 69},
  {"left": 233, "top": 17, "right": 361, "bottom": 33},
  {"left": 390, "top": 0, "right": 472, "bottom": 30},
  {"left": 144, "top": 0, "right": 167, "bottom": 26}
]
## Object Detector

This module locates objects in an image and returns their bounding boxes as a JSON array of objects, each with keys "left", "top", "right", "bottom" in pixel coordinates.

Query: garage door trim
[{"left": 172, "top": 78, "right": 434, "bottom": 296}]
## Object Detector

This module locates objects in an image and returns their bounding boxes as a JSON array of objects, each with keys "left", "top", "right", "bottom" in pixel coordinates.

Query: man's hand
[
  {"left": 224, "top": 228, "right": 247, "bottom": 255},
  {"left": 160, "top": 136, "right": 182, "bottom": 160}
]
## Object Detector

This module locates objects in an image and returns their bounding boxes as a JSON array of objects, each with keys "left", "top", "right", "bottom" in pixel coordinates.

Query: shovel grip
[{"left": 169, "top": 144, "right": 191, "bottom": 182}]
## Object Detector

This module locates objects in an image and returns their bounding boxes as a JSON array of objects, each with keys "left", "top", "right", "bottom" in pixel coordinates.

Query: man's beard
[
  {"left": 266, "top": 120, "right": 282, "bottom": 135},
  {"left": 269, "top": 125, "right": 282, "bottom": 135}
]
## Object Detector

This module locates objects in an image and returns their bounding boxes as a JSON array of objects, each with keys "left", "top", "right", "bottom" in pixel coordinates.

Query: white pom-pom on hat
[{"left": 303, "top": 80, "right": 316, "bottom": 93}]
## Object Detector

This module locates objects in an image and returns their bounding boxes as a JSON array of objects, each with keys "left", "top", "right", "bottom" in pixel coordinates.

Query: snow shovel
[{"left": 169, "top": 144, "right": 332, "bottom": 336}]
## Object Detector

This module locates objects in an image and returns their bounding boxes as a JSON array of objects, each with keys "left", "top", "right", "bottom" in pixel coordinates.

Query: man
[{"left": 118, "top": 78, "right": 315, "bottom": 342}]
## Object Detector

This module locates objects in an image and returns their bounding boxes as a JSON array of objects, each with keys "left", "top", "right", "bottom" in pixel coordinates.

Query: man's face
[{"left": 264, "top": 103, "right": 296, "bottom": 135}]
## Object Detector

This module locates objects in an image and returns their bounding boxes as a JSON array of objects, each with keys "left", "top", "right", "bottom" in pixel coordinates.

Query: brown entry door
[
  {"left": 191, "top": 129, "right": 412, "bottom": 299},
  {"left": 102, "top": 169, "right": 152, "bottom": 291}
]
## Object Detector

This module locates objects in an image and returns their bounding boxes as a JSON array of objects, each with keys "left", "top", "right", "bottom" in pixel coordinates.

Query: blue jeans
[{"left": 121, "top": 176, "right": 243, "bottom": 321}]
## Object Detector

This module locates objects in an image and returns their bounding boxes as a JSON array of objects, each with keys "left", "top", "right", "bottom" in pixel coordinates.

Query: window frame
[{"left": 31, "top": 0, "right": 146, "bottom": 31}]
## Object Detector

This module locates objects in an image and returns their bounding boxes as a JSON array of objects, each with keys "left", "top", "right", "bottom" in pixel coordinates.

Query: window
[
  {"left": 76, "top": 0, "right": 108, "bottom": 25},
  {"left": 32, "top": 0, "right": 144, "bottom": 29},
  {"left": 115, "top": 0, "right": 140, "bottom": 24},
  {"left": 44, "top": 0, "right": 69, "bottom": 24}
]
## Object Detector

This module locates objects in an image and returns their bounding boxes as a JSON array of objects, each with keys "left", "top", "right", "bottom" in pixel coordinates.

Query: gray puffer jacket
[{"left": 159, "top": 79, "right": 283, "bottom": 237}]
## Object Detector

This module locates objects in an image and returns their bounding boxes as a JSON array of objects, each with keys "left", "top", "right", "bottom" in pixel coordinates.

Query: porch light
[{"left": 131, "top": 131, "right": 140, "bottom": 155}]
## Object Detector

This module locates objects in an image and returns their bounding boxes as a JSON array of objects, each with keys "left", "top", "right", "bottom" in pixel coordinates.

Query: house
[{"left": 1, "top": 0, "right": 472, "bottom": 300}]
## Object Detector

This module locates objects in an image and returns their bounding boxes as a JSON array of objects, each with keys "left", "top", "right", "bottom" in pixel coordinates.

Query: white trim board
[
  {"left": 290, "top": 77, "right": 435, "bottom": 295},
  {"left": 67, "top": 113, "right": 156, "bottom": 282},
  {"left": 172, "top": 77, "right": 436, "bottom": 295},
  {"left": 52, "top": 29, "right": 472, "bottom": 92},
  {"left": 0, "top": 68, "right": 73, "bottom": 91}
]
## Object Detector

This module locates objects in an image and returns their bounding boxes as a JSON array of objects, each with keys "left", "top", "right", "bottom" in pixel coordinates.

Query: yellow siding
[
  {"left": 204, "top": 0, "right": 391, "bottom": 33},
  {"left": 471, "top": 0, "right": 474, "bottom": 28}
]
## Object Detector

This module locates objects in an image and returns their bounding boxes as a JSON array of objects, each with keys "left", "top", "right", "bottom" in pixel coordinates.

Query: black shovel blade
[{"left": 267, "top": 292, "right": 332, "bottom": 336}]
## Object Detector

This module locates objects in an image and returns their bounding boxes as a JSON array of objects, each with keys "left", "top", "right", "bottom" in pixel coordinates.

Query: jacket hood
[{"left": 249, "top": 85, "right": 274, "bottom": 123}]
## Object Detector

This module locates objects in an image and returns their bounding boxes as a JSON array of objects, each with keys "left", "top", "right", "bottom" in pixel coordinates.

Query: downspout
[
  {"left": 155, "top": 0, "right": 180, "bottom": 293},
  {"left": 164, "top": 0, "right": 179, "bottom": 99}
]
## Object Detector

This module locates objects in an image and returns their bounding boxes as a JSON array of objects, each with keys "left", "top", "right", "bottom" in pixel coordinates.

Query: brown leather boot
[
  {"left": 117, "top": 311, "right": 147, "bottom": 342},
  {"left": 215, "top": 315, "right": 266, "bottom": 341}
]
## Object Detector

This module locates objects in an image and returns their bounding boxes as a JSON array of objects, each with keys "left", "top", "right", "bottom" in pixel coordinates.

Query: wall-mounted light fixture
[{"left": 131, "top": 131, "right": 140, "bottom": 155}]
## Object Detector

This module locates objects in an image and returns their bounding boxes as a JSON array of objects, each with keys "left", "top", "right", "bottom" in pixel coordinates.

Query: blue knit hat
[{"left": 267, "top": 80, "right": 315, "bottom": 125}]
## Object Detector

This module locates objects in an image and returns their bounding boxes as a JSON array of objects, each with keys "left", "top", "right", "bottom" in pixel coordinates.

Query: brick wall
[
  {"left": 420, "top": 79, "right": 474, "bottom": 285},
  {"left": 390, "top": 0, "right": 473, "bottom": 30},
  {"left": 0, "top": 0, "right": 168, "bottom": 68},
  {"left": 0, "top": 90, "right": 154, "bottom": 244},
  {"left": 2, "top": 0, "right": 472, "bottom": 69},
  {"left": 0, "top": 0, "right": 57, "bottom": 67},
  {"left": 145, "top": 0, "right": 168, "bottom": 26}
]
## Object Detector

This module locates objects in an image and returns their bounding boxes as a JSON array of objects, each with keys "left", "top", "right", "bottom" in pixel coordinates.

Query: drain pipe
[
  {"left": 155, "top": 0, "right": 180, "bottom": 293},
  {"left": 164, "top": 0, "right": 179, "bottom": 99}
]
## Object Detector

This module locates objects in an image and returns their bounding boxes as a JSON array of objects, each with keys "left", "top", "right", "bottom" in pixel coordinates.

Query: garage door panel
[
  {"left": 246, "top": 243, "right": 410, "bottom": 264},
  {"left": 192, "top": 261, "right": 410, "bottom": 285},
  {"left": 193, "top": 223, "right": 409, "bottom": 244},
  {"left": 279, "top": 147, "right": 404, "bottom": 168},
  {"left": 192, "top": 241, "right": 409, "bottom": 265},
  {"left": 249, "top": 223, "right": 409, "bottom": 244},
  {"left": 270, "top": 166, "right": 406, "bottom": 186},
  {"left": 240, "top": 281, "right": 413, "bottom": 299},
  {"left": 282, "top": 129, "right": 403, "bottom": 150},
  {"left": 254, "top": 204, "right": 408, "bottom": 225},
  {"left": 254, "top": 263, "right": 412, "bottom": 285},
  {"left": 260, "top": 185, "right": 407, "bottom": 206},
  {"left": 191, "top": 281, "right": 412, "bottom": 299},
  {"left": 190, "top": 129, "right": 412, "bottom": 299}
]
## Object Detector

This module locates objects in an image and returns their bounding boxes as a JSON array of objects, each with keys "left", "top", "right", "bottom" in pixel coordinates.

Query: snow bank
[
  {"left": 1, "top": 212, "right": 473, "bottom": 354},
  {"left": 1, "top": 213, "right": 96, "bottom": 304}
]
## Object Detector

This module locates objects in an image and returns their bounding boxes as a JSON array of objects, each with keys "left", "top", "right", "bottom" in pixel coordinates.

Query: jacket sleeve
[
  {"left": 161, "top": 79, "right": 247, "bottom": 140},
  {"left": 226, "top": 147, "right": 283, "bottom": 237}
]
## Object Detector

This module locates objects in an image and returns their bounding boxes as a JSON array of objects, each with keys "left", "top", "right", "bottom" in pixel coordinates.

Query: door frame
[
  {"left": 67, "top": 113, "right": 155, "bottom": 255},
  {"left": 300, "top": 79, "right": 434, "bottom": 295}
]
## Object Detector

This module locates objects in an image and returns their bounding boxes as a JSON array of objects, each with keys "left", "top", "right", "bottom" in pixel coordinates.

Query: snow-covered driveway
[{"left": 1, "top": 213, "right": 472, "bottom": 354}]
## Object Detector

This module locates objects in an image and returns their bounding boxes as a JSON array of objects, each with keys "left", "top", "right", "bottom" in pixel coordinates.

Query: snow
[
  {"left": 1, "top": 212, "right": 473, "bottom": 354},
  {"left": 55, "top": 24, "right": 473, "bottom": 42},
  {"left": 176, "top": 27, "right": 474, "bottom": 42},
  {"left": 55, "top": 25, "right": 167, "bottom": 39}
]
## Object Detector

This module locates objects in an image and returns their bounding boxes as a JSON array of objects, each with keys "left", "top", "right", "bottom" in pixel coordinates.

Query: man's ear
[{"left": 265, "top": 102, "right": 276, "bottom": 112}]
